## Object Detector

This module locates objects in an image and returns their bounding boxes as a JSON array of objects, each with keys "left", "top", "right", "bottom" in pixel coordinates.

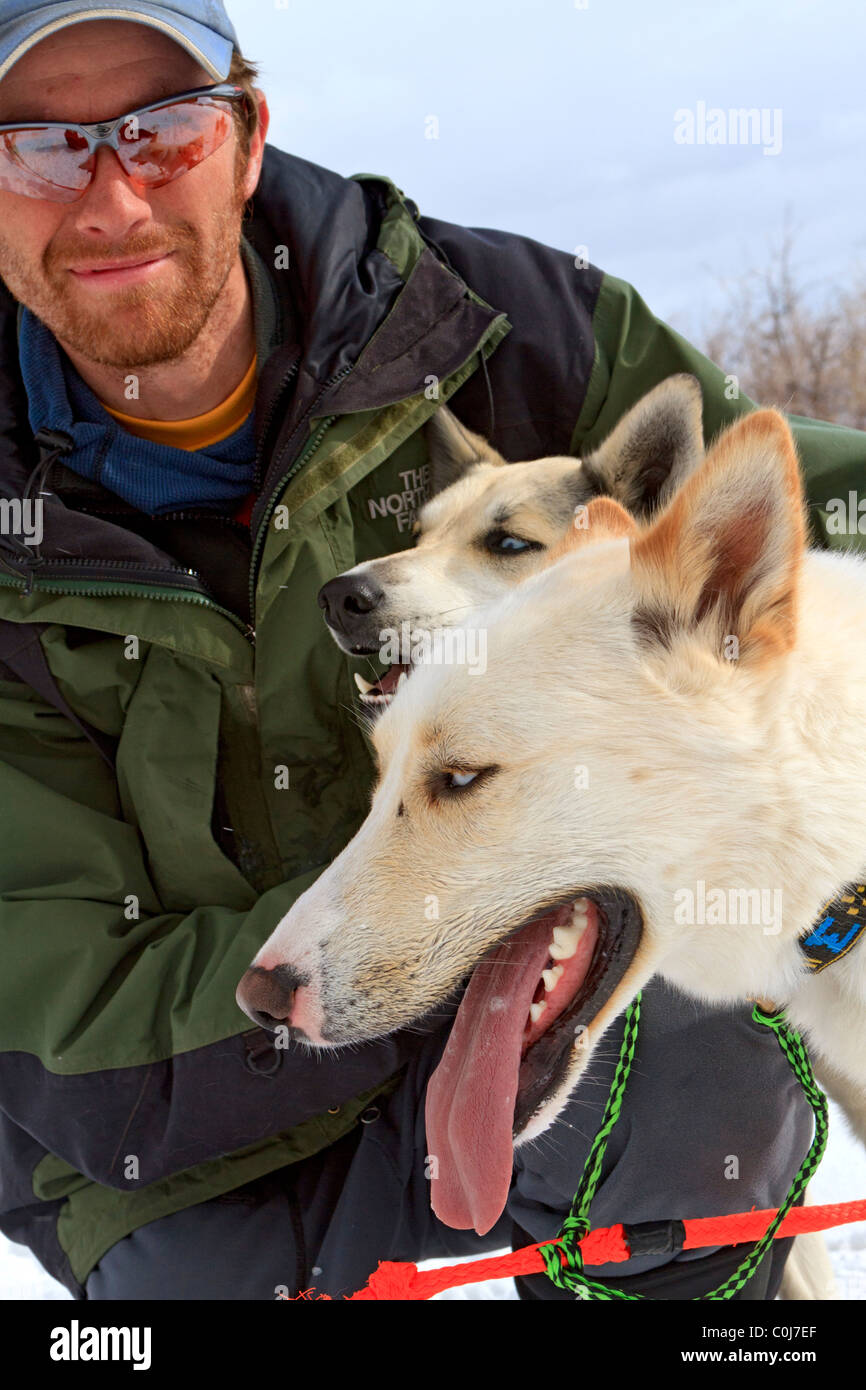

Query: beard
[{"left": 0, "top": 168, "right": 248, "bottom": 371}]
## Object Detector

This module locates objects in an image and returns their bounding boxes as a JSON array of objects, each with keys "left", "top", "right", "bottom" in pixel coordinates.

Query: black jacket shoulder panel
[{"left": 415, "top": 214, "right": 603, "bottom": 459}]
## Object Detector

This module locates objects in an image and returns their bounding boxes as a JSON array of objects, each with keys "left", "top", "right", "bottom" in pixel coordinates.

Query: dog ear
[
  {"left": 425, "top": 404, "right": 504, "bottom": 496},
  {"left": 580, "top": 374, "right": 704, "bottom": 516},
  {"left": 631, "top": 409, "right": 806, "bottom": 663},
  {"left": 550, "top": 496, "right": 638, "bottom": 560}
]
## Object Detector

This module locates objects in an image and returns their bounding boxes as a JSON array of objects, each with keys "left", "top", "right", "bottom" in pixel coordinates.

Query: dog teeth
[
  {"left": 529, "top": 1001, "right": 548, "bottom": 1024},
  {"left": 542, "top": 965, "right": 564, "bottom": 993},
  {"left": 356, "top": 683, "right": 395, "bottom": 708},
  {"left": 396, "top": 672, "right": 409, "bottom": 690},
  {"left": 549, "top": 918, "right": 588, "bottom": 960},
  {"left": 354, "top": 673, "right": 375, "bottom": 694}
]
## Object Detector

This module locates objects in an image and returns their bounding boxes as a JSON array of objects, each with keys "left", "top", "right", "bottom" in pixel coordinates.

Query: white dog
[{"left": 241, "top": 402, "right": 863, "bottom": 1287}]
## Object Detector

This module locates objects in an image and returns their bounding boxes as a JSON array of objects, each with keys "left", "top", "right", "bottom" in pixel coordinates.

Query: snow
[
  {"left": 2, "top": 1101, "right": 862, "bottom": 1301},
  {"left": 0, "top": 1233, "right": 71, "bottom": 1301},
  {"left": 806, "top": 1102, "right": 866, "bottom": 1300}
]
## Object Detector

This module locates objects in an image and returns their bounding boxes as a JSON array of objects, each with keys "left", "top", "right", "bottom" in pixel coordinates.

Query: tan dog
[
  {"left": 318, "top": 374, "right": 704, "bottom": 706},
  {"left": 242, "top": 395, "right": 861, "bottom": 1295}
]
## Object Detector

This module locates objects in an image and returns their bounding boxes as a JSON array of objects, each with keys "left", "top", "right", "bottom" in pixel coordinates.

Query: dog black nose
[
  {"left": 318, "top": 573, "right": 385, "bottom": 627},
  {"left": 236, "top": 964, "right": 303, "bottom": 1031}
]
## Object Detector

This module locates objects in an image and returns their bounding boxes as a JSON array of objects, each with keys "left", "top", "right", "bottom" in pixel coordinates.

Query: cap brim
[{"left": 0, "top": 3, "right": 235, "bottom": 85}]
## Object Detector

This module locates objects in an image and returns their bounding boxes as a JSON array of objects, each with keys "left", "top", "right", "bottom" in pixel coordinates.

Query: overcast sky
[{"left": 225, "top": 0, "right": 865, "bottom": 339}]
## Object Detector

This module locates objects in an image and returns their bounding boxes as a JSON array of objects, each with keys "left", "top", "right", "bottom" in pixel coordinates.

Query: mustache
[{"left": 45, "top": 225, "right": 196, "bottom": 274}]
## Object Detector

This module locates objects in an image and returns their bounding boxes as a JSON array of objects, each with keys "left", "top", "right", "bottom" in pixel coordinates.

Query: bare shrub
[{"left": 699, "top": 235, "right": 866, "bottom": 429}]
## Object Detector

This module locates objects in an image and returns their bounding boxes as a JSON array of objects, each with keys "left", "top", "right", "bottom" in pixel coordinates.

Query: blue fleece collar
[{"left": 18, "top": 307, "right": 257, "bottom": 517}]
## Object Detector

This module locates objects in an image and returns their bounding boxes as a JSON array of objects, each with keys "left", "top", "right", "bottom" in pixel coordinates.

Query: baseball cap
[{"left": 0, "top": 2, "right": 239, "bottom": 84}]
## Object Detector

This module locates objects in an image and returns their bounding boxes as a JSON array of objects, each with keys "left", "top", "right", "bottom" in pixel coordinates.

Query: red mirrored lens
[
  {"left": 0, "top": 128, "right": 92, "bottom": 202},
  {"left": 0, "top": 97, "right": 235, "bottom": 202},
  {"left": 115, "top": 98, "right": 234, "bottom": 188}
]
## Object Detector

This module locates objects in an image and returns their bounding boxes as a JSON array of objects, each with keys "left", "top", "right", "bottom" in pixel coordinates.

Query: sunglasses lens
[
  {"left": 0, "top": 128, "right": 92, "bottom": 202},
  {"left": 0, "top": 95, "right": 237, "bottom": 202},
  {"left": 115, "top": 98, "right": 235, "bottom": 188}
]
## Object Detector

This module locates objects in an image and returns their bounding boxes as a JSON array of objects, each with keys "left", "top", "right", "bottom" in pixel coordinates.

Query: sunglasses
[{"left": 0, "top": 83, "right": 248, "bottom": 204}]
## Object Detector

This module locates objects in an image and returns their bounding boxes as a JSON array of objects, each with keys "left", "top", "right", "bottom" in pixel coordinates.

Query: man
[{"left": 0, "top": 1, "right": 858, "bottom": 1301}]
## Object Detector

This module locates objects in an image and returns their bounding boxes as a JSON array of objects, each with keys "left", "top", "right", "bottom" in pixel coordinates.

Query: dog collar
[{"left": 799, "top": 883, "right": 866, "bottom": 972}]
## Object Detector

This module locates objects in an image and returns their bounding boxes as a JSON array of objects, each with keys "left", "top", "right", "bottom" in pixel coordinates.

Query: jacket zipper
[
  {"left": 74, "top": 507, "right": 252, "bottom": 531},
  {"left": 247, "top": 364, "right": 353, "bottom": 622},
  {"left": 0, "top": 359, "right": 308, "bottom": 645},
  {"left": 32, "top": 354, "right": 312, "bottom": 636},
  {"left": 7, "top": 313, "right": 491, "bottom": 639},
  {"left": 252, "top": 355, "right": 301, "bottom": 495},
  {"left": 5, "top": 356, "right": 338, "bottom": 642},
  {"left": 0, "top": 569, "right": 256, "bottom": 642},
  {"left": 5, "top": 555, "right": 209, "bottom": 583}
]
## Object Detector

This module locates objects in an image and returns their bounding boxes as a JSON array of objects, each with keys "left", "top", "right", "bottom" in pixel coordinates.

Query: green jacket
[{"left": 0, "top": 145, "right": 862, "bottom": 1296}]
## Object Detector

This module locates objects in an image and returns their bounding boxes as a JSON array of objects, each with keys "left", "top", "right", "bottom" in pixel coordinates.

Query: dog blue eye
[
  {"left": 434, "top": 765, "right": 500, "bottom": 799},
  {"left": 449, "top": 770, "right": 478, "bottom": 788},
  {"left": 486, "top": 531, "right": 539, "bottom": 553}
]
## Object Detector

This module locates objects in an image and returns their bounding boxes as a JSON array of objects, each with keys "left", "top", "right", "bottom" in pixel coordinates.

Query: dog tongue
[
  {"left": 425, "top": 906, "right": 573, "bottom": 1236},
  {"left": 377, "top": 663, "right": 409, "bottom": 693}
]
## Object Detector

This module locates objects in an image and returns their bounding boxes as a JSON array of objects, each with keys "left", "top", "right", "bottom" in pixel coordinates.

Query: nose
[
  {"left": 236, "top": 964, "right": 304, "bottom": 1031},
  {"left": 317, "top": 572, "right": 384, "bottom": 631},
  {"left": 71, "top": 146, "right": 153, "bottom": 236}
]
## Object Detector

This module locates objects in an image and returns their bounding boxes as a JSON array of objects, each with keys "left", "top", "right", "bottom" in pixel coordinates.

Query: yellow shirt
[{"left": 101, "top": 355, "right": 257, "bottom": 452}]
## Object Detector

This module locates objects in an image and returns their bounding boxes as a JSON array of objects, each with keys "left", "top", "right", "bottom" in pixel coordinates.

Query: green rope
[
  {"left": 538, "top": 992, "right": 642, "bottom": 1296},
  {"left": 704, "top": 1004, "right": 829, "bottom": 1301},
  {"left": 538, "top": 994, "right": 829, "bottom": 1300}
]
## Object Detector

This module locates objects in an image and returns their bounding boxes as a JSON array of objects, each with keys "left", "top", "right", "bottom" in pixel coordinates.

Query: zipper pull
[{"left": 23, "top": 429, "right": 74, "bottom": 568}]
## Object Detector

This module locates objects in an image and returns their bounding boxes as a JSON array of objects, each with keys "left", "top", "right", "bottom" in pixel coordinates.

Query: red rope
[{"left": 286, "top": 1198, "right": 866, "bottom": 1300}]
